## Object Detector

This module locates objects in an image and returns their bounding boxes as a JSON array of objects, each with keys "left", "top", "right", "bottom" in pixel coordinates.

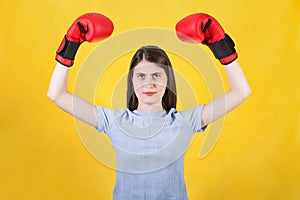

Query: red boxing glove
[
  {"left": 56, "top": 13, "right": 114, "bottom": 67},
  {"left": 175, "top": 13, "right": 237, "bottom": 65}
]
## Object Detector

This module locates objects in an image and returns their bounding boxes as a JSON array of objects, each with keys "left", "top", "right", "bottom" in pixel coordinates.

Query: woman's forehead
[{"left": 134, "top": 62, "right": 165, "bottom": 73}]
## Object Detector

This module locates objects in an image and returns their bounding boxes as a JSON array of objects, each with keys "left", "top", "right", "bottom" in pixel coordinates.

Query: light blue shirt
[{"left": 96, "top": 106, "right": 207, "bottom": 200}]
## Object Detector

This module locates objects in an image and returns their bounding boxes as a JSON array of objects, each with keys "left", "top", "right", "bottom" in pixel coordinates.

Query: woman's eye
[
  {"left": 153, "top": 73, "right": 161, "bottom": 79},
  {"left": 137, "top": 74, "right": 145, "bottom": 79}
]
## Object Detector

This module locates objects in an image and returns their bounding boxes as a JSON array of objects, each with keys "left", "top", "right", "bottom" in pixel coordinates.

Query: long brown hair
[{"left": 127, "top": 45, "right": 177, "bottom": 111}]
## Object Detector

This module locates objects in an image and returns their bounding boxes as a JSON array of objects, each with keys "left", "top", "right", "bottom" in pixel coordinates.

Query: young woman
[{"left": 47, "top": 13, "right": 251, "bottom": 200}]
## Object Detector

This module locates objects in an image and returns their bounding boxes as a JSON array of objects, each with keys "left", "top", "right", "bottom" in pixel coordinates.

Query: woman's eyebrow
[
  {"left": 135, "top": 72, "right": 145, "bottom": 75},
  {"left": 151, "top": 72, "right": 163, "bottom": 75},
  {"left": 135, "top": 72, "right": 163, "bottom": 75}
]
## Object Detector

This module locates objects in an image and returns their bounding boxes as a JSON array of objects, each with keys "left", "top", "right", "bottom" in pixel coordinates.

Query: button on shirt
[{"left": 95, "top": 106, "right": 207, "bottom": 200}]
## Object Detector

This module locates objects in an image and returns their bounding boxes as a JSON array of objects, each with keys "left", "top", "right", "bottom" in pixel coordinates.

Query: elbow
[
  {"left": 229, "top": 88, "right": 252, "bottom": 103},
  {"left": 47, "top": 90, "right": 59, "bottom": 103},
  {"left": 47, "top": 93, "right": 56, "bottom": 103},
  {"left": 239, "top": 88, "right": 252, "bottom": 102},
  {"left": 243, "top": 88, "right": 252, "bottom": 99},
  {"left": 47, "top": 91, "right": 71, "bottom": 108}
]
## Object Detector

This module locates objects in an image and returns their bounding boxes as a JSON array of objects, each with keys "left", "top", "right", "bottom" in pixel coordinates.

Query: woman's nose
[
  {"left": 143, "top": 76, "right": 156, "bottom": 85},
  {"left": 145, "top": 82, "right": 155, "bottom": 88}
]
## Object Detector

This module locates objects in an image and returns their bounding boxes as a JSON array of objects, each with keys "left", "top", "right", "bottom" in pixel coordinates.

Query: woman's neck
[{"left": 136, "top": 104, "right": 164, "bottom": 113}]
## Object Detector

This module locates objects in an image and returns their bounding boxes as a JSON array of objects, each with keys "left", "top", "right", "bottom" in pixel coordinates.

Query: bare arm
[
  {"left": 47, "top": 62, "right": 98, "bottom": 128},
  {"left": 201, "top": 61, "right": 252, "bottom": 127},
  {"left": 46, "top": 12, "right": 114, "bottom": 129}
]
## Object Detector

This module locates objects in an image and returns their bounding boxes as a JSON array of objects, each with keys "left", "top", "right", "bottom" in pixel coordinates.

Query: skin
[
  {"left": 47, "top": 59, "right": 251, "bottom": 129},
  {"left": 132, "top": 60, "right": 168, "bottom": 113}
]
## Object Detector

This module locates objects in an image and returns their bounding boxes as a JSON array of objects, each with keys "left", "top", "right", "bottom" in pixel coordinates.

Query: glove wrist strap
[
  {"left": 207, "top": 34, "right": 236, "bottom": 60},
  {"left": 56, "top": 35, "right": 81, "bottom": 61}
]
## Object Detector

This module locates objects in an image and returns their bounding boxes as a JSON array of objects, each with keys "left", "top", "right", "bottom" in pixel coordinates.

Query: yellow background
[{"left": 1, "top": 0, "right": 300, "bottom": 199}]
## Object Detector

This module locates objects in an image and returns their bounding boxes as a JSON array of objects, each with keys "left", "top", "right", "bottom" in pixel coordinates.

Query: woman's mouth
[{"left": 143, "top": 92, "right": 157, "bottom": 96}]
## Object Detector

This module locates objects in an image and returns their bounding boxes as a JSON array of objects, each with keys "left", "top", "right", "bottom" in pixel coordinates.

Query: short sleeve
[
  {"left": 180, "top": 105, "right": 208, "bottom": 133},
  {"left": 95, "top": 106, "right": 114, "bottom": 133}
]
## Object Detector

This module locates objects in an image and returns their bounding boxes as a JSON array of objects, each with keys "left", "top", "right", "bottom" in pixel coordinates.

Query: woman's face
[{"left": 132, "top": 60, "right": 167, "bottom": 109}]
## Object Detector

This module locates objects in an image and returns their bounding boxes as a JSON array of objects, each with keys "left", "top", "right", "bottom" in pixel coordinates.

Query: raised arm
[
  {"left": 47, "top": 13, "right": 114, "bottom": 128},
  {"left": 176, "top": 13, "right": 251, "bottom": 127},
  {"left": 47, "top": 62, "right": 99, "bottom": 127},
  {"left": 201, "top": 61, "right": 251, "bottom": 126}
]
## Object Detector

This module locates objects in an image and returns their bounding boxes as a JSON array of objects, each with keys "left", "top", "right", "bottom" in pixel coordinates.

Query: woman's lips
[{"left": 143, "top": 92, "right": 156, "bottom": 96}]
